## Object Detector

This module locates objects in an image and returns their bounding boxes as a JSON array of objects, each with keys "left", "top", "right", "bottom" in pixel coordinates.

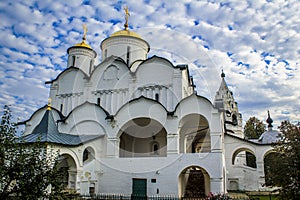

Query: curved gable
[
  {"left": 91, "top": 56, "right": 128, "bottom": 77},
  {"left": 137, "top": 55, "right": 175, "bottom": 70},
  {"left": 174, "top": 94, "right": 217, "bottom": 122},
  {"left": 134, "top": 55, "right": 178, "bottom": 87},
  {"left": 60, "top": 102, "right": 109, "bottom": 135},
  {"left": 91, "top": 57, "right": 132, "bottom": 90},
  {"left": 52, "top": 67, "right": 86, "bottom": 94},
  {"left": 47, "top": 67, "right": 87, "bottom": 84},
  {"left": 114, "top": 96, "right": 168, "bottom": 131}
]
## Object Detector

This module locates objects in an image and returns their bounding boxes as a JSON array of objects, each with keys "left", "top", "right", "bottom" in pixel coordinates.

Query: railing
[
  {"left": 74, "top": 194, "right": 251, "bottom": 200},
  {"left": 76, "top": 194, "right": 208, "bottom": 200}
]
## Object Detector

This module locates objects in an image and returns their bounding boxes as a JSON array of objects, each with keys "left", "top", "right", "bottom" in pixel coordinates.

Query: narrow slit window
[
  {"left": 126, "top": 46, "right": 130, "bottom": 65},
  {"left": 104, "top": 49, "right": 107, "bottom": 59},
  {"left": 60, "top": 104, "right": 63, "bottom": 112},
  {"left": 89, "top": 60, "right": 93, "bottom": 74},
  {"left": 155, "top": 93, "right": 159, "bottom": 101},
  {"left": 72, "top": 55, "right": 76, "bottom": 66},
  {"left": 97, "top": 98, "right": 101, "bottom": 106}
]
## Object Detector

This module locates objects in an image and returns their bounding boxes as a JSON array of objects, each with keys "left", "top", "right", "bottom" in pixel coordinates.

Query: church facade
[{"left": 21, "top": 14, "right": 277, "bottom": 197}]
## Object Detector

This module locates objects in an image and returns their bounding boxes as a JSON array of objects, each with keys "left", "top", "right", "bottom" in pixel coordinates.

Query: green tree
[
  {"left": 266, "top": 121, "right": 300, "bottom": 200},
  {"left": 244, "top": 117, "right": 266, "bottom": 139},
  {"left": 0, "top": 105, "right": 67, "bottom": 199}
]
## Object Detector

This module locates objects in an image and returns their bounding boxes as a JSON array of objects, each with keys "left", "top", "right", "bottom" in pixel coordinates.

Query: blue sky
[{"left": 0, "top": 0, "right": 299, "bottom": 128}]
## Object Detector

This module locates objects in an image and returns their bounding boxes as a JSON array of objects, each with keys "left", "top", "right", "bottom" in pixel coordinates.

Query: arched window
[
  {"left": 83, "top": 147, "right": 95, "bottom": 163},
  {"left": 89, "top": 183, "right": 95, "bottom": 195},
  {"left": 72, "top": 55, "right": 76, "bottom": 66},
  {"left": 246, "top": 152, "right": 257, "bottom": 168},
  {"left": 155, "top": 93, "right": 159, "bottom": 101},
  {"left": 89, "top": 60, "right": 93, "bottom": 74},
  {"left": 126, "top": 46, "right": 130, "bottom": 65},
  {"left": 232, "top": 114, "right": 238, "bottom": 126},
  {"left": 151, "top": 142, "right": 159, "bottom": 155},
  {"left": 104, "top": 49, "right": 107, "bottom": 59},
  {"left": 83, "top": 149, "right": 89, "bottom": 162}
]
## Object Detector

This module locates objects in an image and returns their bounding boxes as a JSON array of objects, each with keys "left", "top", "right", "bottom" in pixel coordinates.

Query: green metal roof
[{"left": 22, "top": 109, "right": 102, "bottom": 146}]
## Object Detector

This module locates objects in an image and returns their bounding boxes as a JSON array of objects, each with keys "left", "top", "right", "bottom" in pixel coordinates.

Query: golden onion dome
[
  {"left": 74, "top": 41, "right": 92, "bottom": 49},
  {"left": 110, "top": 29, "right": 142, "bottom": 39},
  {"left": 72, "top": 24, "right": 92, "bottom": 49},
  {"left": 109, "top": 6, "right": 143, "bottom": 39}
]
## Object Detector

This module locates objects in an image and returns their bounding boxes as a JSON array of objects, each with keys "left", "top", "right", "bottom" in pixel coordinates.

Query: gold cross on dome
[
  {"left": 82, "top": 24, "right": 88, "bottom": 40},
  {"left": 124, "top": 6, "right": 130, "bottom": 30}
]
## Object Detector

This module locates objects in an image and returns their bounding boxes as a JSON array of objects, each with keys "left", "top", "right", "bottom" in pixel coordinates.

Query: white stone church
[{"left": 20, "top": 12, "right": 280, "bottom": 197}]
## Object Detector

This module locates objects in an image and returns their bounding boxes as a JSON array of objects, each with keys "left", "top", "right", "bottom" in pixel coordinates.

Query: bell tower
[{"left": 214, "top": 70, "right": 243, "bottom": 137}]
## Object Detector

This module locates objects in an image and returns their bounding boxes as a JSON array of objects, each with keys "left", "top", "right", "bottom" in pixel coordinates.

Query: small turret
[{"left": 67, "top": 24, "right": 97, "bottom": 75}]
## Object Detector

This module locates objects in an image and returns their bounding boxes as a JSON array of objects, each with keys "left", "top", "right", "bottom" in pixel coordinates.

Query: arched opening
[
  {"left": 264, "top": 151, "right": 280, "bottom": 186},
  {"left": 178, "top": 166, "right": 210, "bottom": 197},
  {"left": 57, "top": 154, "right": 77, "bottom": 189},
  {"left": 179, "top": 114, "right": 210, "bottom": 153},
  {"left": 119, "top": 117, "right": 167, "bottom": 157},
  {"left": 83, "top": 147, "right": 95, "bottom": 164},
  {"left": 232, "top": 114, "right": 238, "bottom": 126},
  {"left": 232, "top": 148, "right": 257, "bottom": 169}
]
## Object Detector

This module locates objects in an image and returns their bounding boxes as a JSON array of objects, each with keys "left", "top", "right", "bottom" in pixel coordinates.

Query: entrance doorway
[
  {"left": 179, "top": 166, "right": 210, "bottom": 197},
  {"left": 132, "top": 178, "right": 147, "bottom": 199}
]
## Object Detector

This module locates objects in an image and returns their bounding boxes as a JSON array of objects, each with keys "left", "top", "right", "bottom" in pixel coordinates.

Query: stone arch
[
  {"left": 57, "top": 153, "right": 77, "bottom": 189},
  {"left": 69, "top": 120, "right": 106, "bottom": 135},
  {"left": 232, "top": 148, "right": 257, "bottom": 168},
  {"left": 179, "top": 114, "right": 210, "bottom": 153},
  {"left": 118, "top": 117, "right": 167, "bottom": 157},
  {"left": 178, "top": 165, "right": 210, "bottom": 197}
]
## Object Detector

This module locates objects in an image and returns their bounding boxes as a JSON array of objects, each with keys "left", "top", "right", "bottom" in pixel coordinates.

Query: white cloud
[{"left": 0, "top": 0, "right": 299, "bottom": 128}]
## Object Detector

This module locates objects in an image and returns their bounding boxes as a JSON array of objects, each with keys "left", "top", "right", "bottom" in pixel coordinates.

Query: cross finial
[
  {"left": 47, "top": 98, "right": 52, "bottom": 110},
  {"left": 221, "top": 69, "right": 225, "bottom": 78},
  {"left": 266, "top": 110, "right": 273, "bottom": 129},
  {"left": 82, "top": 24, "right": 88, "bottom": 41},
  {"left": 124, "top": 6, "right": 130, "bottom": 30}
]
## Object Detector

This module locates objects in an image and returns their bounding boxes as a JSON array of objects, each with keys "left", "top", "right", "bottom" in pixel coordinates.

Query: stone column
[
  {"left": 210, "top": 177, "right": 224, "bottom": 194},
  {"left": 106, "top": 137, "right": 120, "bottom": 158},
  {"left": 167, "top": 133, "right": 179, "bottom": 154},
  {"left": 256, "top": 160, "right": 265, "bottom": 189}
]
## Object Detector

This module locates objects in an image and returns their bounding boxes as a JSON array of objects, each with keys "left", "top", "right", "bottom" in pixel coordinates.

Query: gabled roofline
[
  {"left": 45, "top": 67, "right": 88, "bottom": 84},
  {"left": 17, "top": 105, "right": 65, "bottom": 125},
  {"left": 173, "top": 93, "right": 215, "bottom": 113},
  {"left": 61, "top": 101, "right": 111, "bottom": 123},
  {"left": 90, "top": 55, "right": 130, "bottom": 78},
  {"left": 114, "top": 95, "right": 170, "bottom": 117},
  {"left": 136, "top": 55, "right": 175, "bottom": 70}
]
